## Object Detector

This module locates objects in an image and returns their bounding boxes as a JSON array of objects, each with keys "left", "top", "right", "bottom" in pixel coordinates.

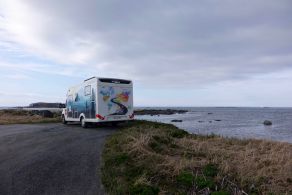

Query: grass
[
  {"left": 101, "top": 120, "right": 292, "bottom": 195},
  {"left": 0, "top": 109, "right": 61, "bottom": 124}
]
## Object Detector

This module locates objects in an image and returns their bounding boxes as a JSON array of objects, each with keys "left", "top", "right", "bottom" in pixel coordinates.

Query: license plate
[{"left": 109, "top": 116, "right": 124, "bottom": 120}]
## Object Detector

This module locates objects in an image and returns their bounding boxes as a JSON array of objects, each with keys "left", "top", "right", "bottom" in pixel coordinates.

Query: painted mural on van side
[
  {"left": 100, "top": 86, "right": 131, "bottom": 115},
  {"left": 66, "top": 86, "right": 96, "bottom": 119}
]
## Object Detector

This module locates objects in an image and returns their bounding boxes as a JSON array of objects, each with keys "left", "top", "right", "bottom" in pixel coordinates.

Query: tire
[
  {"left": 62, "top": 115, "right": 67, "bottom": 124},
  {"left": 81, "top": 117, "right": 87, "bottom": 128}
]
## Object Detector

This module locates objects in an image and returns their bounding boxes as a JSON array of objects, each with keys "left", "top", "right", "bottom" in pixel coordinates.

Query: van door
[{"left": 98, "top": 84, "right": 133, "bottom": 120}]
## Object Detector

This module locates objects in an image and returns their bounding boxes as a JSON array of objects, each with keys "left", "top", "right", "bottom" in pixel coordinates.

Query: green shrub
[
  {"left": 176, "top": 171, "right": 194, "bottom": 188},
  {"left": 170, "top": 129, "right": 189, "bottom": 138},
  {"left": 125, "top": 166, "right": 144, "bottom": 179},
  {"left": 153, "top": 135, "right": 171, "bottom": 145},
  {"left": 129, "top": 184, "right": 159, "bottom": 195},
  {"left": 105, "top": 153, "right": 129, "bottom": 166},
  {"left": 195, "top": 176, "right": 215, "bottom": 189},
  {"left": 211, "top": 190, "right": 230, "bottom": 195},
  {"left": 203, "top": 164, "right": 218, "bottom": 177},
  {"left": 148, "top": 141, "right": 163, "bottom": 153}
]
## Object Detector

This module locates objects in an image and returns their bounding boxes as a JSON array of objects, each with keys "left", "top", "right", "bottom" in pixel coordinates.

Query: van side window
[
  {"left": 74, "top": 93, "right": 79, "bottom": 102},
  {"left": 84, "top": 85, "right": 91, "bottom": 96}
]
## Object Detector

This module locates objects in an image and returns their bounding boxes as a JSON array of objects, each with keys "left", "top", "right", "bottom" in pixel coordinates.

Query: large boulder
[{"left": 263, "top": 120, "right": 272, "bottom": 126}]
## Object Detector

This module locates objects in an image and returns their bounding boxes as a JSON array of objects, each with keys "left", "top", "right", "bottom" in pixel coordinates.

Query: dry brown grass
[
  {"left": 102, "top": 120, "right": 292, "bottom": 195},
  {"left": 175, "top": 137, "right": 292, "bottom": 193},
  {"left": 0, "top": 109, "right": 61, "bottom": 124}
]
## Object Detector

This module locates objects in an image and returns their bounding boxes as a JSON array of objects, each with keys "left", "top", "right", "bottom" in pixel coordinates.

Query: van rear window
[{"left": 99, "top": 78, "right": 131, "bottom": 84}]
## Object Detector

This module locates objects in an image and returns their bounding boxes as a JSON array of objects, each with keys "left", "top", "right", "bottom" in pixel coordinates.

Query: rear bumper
[{"left": 82, "top": 117, "right": 134, "bottom": 123}]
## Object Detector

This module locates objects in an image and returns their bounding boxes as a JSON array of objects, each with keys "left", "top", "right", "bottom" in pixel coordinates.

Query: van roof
[{"left": 84, "top": 77, "right": 132, "bottom": 83}]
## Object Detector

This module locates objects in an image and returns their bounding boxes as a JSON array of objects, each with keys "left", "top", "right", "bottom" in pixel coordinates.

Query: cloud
[
  {"left": 0, "top": 91, "right": 64, "bottom": 106},
  {"left": 0, "top": 0, "right": 292, "bottom": 89},
  {"left": 4, "top": 74, "right": 31, "bottom": 80},
  {"left": 0, "top": 60, "right": 83, "bottom": 77}
]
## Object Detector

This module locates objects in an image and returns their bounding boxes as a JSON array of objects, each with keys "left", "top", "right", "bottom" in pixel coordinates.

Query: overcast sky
[{"left": 0, "top": 0, "right": 292, "bottom": 107}]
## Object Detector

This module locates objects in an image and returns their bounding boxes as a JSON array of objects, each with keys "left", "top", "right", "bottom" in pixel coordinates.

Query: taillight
[{"left": 96, "top": 114, "right": 105, "bottom": 120}]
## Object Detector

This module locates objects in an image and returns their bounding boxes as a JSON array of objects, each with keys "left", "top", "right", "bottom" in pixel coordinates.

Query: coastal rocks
[
  {"left": 134, "top": 109, "right": 188, "bottom": 116},
  {"left": 171, "top": 119, "right": 183, "bottom": 122},
  {"left": 263, "top": 120, "right": 272, "bottom": 126},
  {"left": 197, "top": 119, "right": 221, "bottom": 123}
]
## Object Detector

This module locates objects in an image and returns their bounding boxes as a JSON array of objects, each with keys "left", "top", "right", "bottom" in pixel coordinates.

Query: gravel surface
[{"left": 0, "top": 123, "right": 116, "bottom": 195}]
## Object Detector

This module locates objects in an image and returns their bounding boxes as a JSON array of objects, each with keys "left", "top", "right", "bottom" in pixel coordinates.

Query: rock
[
  {"left": 263, "top": 120, "right": 272, "bottom": 126},
  {"left": 214, "top": 119, "right": 222, "bottom": 122},
  {"left": 171, "top": 119, "right": 183, "bottom": 122}
]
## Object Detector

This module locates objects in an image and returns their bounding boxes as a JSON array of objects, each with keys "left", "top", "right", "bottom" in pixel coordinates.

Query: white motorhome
[{"left": 61, "top": 77, "right": 134, "bottom": 127}]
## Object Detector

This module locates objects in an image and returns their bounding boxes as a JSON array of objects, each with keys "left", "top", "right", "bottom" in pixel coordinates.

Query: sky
[{"left": 0, "top": 0, "right": 292, "bottom": 107}]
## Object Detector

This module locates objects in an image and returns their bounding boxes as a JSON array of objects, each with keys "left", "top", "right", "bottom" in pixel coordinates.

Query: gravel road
[{"left": 0, "top": 123, "right": 116, "bottom": 195}]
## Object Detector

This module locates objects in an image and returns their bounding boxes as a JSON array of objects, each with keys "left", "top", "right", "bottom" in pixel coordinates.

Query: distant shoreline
[{"left": 134, "top": 109, "right": 188, "bottom": 115}]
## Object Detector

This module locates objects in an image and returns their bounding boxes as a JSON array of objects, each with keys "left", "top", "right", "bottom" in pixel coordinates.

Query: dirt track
[{"left": 0, "top": 123, "right": 116, "bottom": 195}]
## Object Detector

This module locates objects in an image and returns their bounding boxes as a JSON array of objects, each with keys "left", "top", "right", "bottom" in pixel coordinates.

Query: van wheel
[
  {"left": 81, "top": 117, "right": 87, "bottom": 128},
  {"left": 62, "top": 115, "right": 67, "bottom": 124}
]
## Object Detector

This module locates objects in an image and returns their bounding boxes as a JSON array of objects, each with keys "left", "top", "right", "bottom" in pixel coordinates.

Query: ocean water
[{"left": 135, "top": 107, "right": 292, "bottom": 143}]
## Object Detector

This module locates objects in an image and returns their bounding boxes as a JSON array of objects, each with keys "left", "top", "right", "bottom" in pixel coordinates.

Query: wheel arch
[{"left": 79, "top": 113, "right": 86, "bottom": 121}]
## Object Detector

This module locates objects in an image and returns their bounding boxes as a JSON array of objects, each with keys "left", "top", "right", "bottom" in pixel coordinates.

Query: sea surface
[{"left": 135, "top": 107, "right": 292, "bottom": 143}]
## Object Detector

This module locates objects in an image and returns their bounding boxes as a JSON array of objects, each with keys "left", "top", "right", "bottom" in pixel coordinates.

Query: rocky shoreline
[{"left": 134, "top": 109, "right": 188, "bottom": 115}]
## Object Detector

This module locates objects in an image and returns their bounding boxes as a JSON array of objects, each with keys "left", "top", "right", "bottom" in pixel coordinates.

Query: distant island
[
  {"left": 28, "top": 102, "right": 65, "bottom": 108},
  {"left": 134, "top": 109, "right": 187, "bottom": 115}
]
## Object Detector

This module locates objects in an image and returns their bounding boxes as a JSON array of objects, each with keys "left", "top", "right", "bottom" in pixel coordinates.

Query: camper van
[{"left": 61, "top": 77, "right": 134, "bottom": 127}]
